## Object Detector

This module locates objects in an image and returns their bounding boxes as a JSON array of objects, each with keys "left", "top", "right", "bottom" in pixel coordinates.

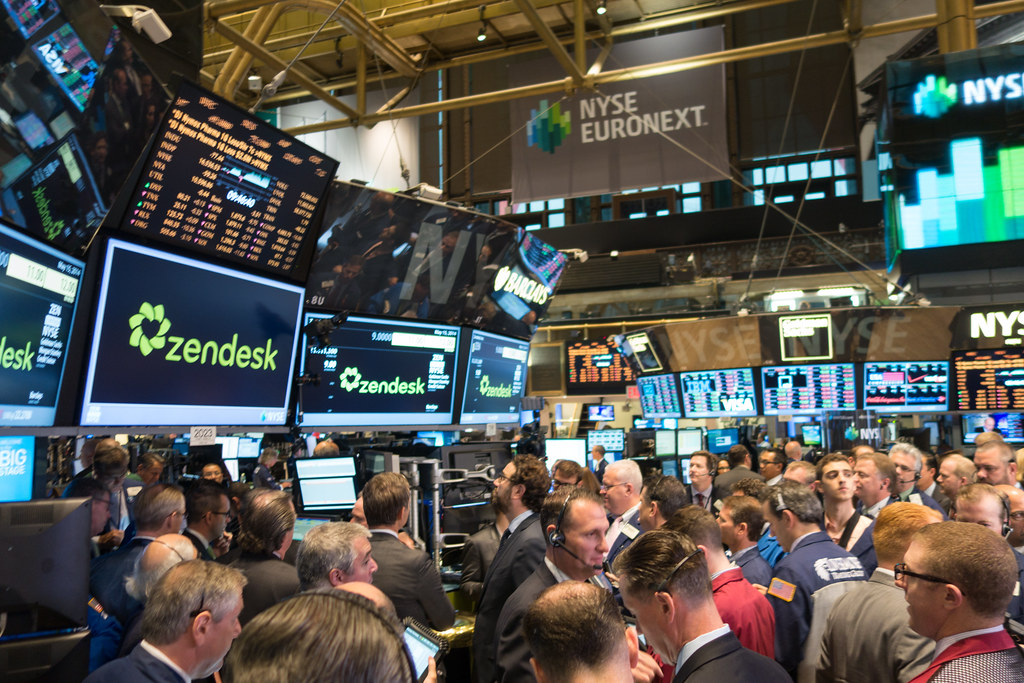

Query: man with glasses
[
  {"left": 888, "top": 444, "right": 947, "bottom": 518},
  {"left": 551, "top": 460, "right": 583, "bottom": 489},
  {"left": 762, "top": 481, "right": 866, "bottom": 677},
  {"left": 896, "top": 522, "right": 1024, "bottom": 683},
  {"left": 86, "top": 560, "right": 246, "bottom": 682},
  {"left": 996, "top": 484, "right": 1024, "bottom": 553},
  {"left": 759, "top": 449, "right": 786, "bottom": 486},
  {"left": 184, "top": 481, "right": 232, "bottom": 560},
  {"left": 602, "top": 459, "right": 644, "bottom": 566},
  {"left": 615, "top": 529, "right": 789, "bottom": 682}
]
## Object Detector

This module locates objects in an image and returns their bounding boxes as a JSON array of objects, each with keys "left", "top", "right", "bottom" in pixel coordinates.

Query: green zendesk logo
[
  {"left": 128, "top": 302, "right": 278, "bottom": 371},
  {"left": 337, "top": 367, "right": 425, "bottom": 394},
  {"left": 478, "top": 375, "right": 513, "bottom": 398},
  {"left": 0, "top": 336, "right": 34, "bottom": 371}
]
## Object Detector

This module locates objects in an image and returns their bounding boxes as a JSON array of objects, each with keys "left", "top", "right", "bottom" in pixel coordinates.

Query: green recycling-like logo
[
  {"left": 129, "top": 302, "right": 171, "bottom": 356},
  {"left": 339, "top": 367, "right": 362, "bottom": 391}
]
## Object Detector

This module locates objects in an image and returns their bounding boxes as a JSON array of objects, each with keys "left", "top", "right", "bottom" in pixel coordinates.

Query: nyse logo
[{"left": 970, "top": 310, "right": 1024, "bottom": 344}]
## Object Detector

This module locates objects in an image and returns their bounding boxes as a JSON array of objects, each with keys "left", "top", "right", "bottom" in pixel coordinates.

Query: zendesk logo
[
  {"left": 337, "top": 367, "right": 425, "bottom": 394},
  {"left": 478, "top": 375, "right": 513, "bottom": 398},
  {"left": 128, "top": 302, "right": 278, "bottom": 371},
  {"left": 0, "top": 336, "right": 34, "bottom": 372}
]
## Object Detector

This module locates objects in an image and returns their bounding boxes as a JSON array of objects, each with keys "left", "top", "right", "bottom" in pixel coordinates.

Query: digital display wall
[
  {"left": 566, "top": 339, "right": 635, "bottom": 395},
  {"left": 952, "top": 348, "right": 1024, "bottom": 411},
  {"left": 121, "top": 81, "right": 337, "bottom": 280},
  {"left": 299, "top": 314, "right": 459, "bottom": 427},
  {"left": 460, "top": 329, "right": 529, "bottom": 425},
  {"left": 3, "top": 0, "right": 59, "bottom": 38},
  {"left": 863, "top": 361, "right": 949, "bottom": 412},
  {"left": 761, "top": 363, "right": 857, "bottom": 415},
  {"left": 680, "top": 367, "right": 757, "bottom": 418},
  {"left": 587, "top": 429, "right": 625, "bottom": 453},
  {"left": 0, "top": 436, "right": 34, "bottom": 502},
  {"left": 636, "top": 373, "right": 682, "bottom": 419},
  {"left": 81, "top": 239, "right": 304, "bottom": 426},
  {"left": 0, "top": 221, "right": 83, "bottom": 426},
  {"left": 881, "top": 44, "right": 1024, "bottom": 267}
]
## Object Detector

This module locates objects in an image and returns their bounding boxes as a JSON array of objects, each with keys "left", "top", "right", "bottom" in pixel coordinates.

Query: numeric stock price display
[
  {"left": 953, "top": 349, "right": 1024, "bottom": 411},
  {"left": 761, "top": 363, "right": 857, "bottom": 415},
  {"left": 122, "top": 81, "right": 337, "bottom": 280}
]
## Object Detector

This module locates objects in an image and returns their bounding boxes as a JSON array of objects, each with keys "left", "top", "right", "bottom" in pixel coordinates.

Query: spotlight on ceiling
[{"left": 596, "top": 0, "right": 607, "bottom": 15}]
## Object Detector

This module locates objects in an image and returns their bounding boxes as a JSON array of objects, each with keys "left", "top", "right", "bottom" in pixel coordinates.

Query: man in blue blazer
[
  {"left": 602, "top": 459, "right": 644, "bottom": 567},
  {"left": 85, "top": 560, "right": 246, "bottom": 682},
  {"left": 615, "top": 529, "right": 790, "bottom": 683}
]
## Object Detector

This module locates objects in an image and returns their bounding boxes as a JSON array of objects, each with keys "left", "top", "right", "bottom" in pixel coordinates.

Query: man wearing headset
[
  {"left": 493, "top": 488, "right": 610, "bottom": 683},
  {"left": 951, "top": 483, "right": 1024, "bottom": 623},
  {"left": 888, "top": 444, "right": 948, "bottom": 518}
]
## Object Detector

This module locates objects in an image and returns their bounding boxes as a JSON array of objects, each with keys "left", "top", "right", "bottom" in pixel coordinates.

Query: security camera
[{"left": 100, "top": 6, "right": 172, "bottom": 44}]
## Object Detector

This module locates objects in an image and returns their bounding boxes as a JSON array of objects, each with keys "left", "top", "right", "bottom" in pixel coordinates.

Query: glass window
[
  {"left": 787, "top": 163, "right": 808, "bottom": 181},
  {"left": 682, "top": 196, "right": 701, "bottom": 213},
  {"left": 765, "top": 166, "right": 786, "bottom": 184},
  {"left": 600, "top": 207, "right": 612, "bottom": 221},
  {"left": 834, "top": 157, "right": 855, "bottom": 175},
  {"left": 752, "top": 189, "right": 765, "bottom": 205},
  {"left": 751, "top": 168, "right": 764, "bottom": 186},
  {"left": 682, "top": 182, "right": 701, "bottom": 194},
  {"left": 474, "top": 202, "right": 490, "bottom": 213},
  {"left": 835, "top": 179, "right": 858, "bottom": 196},
  {"left": 495, "top": 200, "right": 510, "bottom": 215},
  {"left": 525, "top": 222, "right": 542, "bottom": 231},
  {"left": 548, "top": 213, "right": 565, "bottom": 228},
  {"left": 805, "top": 191, "right": 826, "bottom": 200},
  {"left": 628, "top": 212, "right": 647, "bottom": 219},
  {"left": 547, "top": 198, "right": 565, "bottom": 211},
  {"left": 529, "top": 201, "right": 545, "bottom": 212},
  {"left": 641, "top": 186, "right": 658, "bottom": 192},
  {"left": 774, "top": 195, "right": 794, "bottom": 203},
  {"left": 513, "top": 203, "right": 528, "bottom": 214},
  {"left": 810, "top": 160, "right": 832, "bottom": 178},
  {"left": 655, "top": 209, "right": 670, "bottom": 216}
]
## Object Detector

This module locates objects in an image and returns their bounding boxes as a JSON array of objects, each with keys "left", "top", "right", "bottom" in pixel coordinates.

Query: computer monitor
[
  {"left": 295, "top": 457, "right": 358, "bottom": 511},
  {"left": 801, "top": 423, "right": 823, "bottom": 446},
  {"left": 636, "top": 373, "right": 682, "bottom": 419},
  {"left": 706, "top": 428, "right": 740, "bottom": 454},
  {"left": 292, "top": 516, "right": 336, "bottom": 541},
  {"left": 654, "top": 430, "right": 676, "bottom": 456},
  {"left": 589, "top": 404, "right": 615, "bottom": 421},
  {"left": 863, "top": 361, "right": 949, "bottom": 412},
  {"left": 676, "top": 428, "right": 704, "bottom": 456},
  {"left": 459, "top": 329, "right": 529, "bottom": 425},
  {"left": 761, "top": 364, "right": 857, "bottom": 415},
  {"left": 679, "top": 367, "right": 758, "bottom": 418},
  {"left": 961, "top": 413, "right": 1024, "bottom": 443},
  {"left": 659, "top": 455, "right": 679, "bottom": 479},
  {"left": 545, "top": 438, "right": 587, "bottom": 467},
  {"left": 952, "top": 349, "right": 1024, "bottom": 411},
  {"left": 587, "top": 429, "right": 625, "bottom": 454},
  {"left": 678, "top": 457, "right": 692, "bottom": 484}
]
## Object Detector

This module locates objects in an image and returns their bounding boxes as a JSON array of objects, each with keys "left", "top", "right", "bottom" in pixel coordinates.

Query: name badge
[{"left": 621, "top": 523, "right": 640, "bottom": 540}]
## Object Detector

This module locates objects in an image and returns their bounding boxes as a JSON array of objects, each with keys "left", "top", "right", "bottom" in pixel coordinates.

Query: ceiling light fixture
[
  {"left": 596, "top": 0, "right": 607, "bottom": 15},
  {"left": 477, "top": 5, "right": 487, "bottom": 41}
]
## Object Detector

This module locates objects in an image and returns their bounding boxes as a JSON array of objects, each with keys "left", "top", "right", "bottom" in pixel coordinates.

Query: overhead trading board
[
  {"left": 953, "top": 349, "right": 1024, "bottom": 411},
  {"left": 566, "top": 340, "right": 636, "bottom": 395},
  {"left": 761, "top": 363, "right": 857, "bottom": 415},
  {"left": 121, "top": 81, "right": 337, "bottom": 280},
  {"left": 863, "top": 361, "right": 949, "bottom": 412},
  {"left": 680, "top": 367, "right": 758, "bottom": 418}
]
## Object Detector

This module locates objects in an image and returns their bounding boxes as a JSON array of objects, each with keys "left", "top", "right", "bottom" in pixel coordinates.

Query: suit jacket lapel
[{"left": 673, "top": 632, "right": 742, "bottom": 682}]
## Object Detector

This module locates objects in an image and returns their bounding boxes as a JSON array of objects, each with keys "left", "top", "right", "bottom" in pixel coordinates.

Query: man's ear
[
  {"left": 735, "top": 521, "right": 749, "bottom": 538},
  {"left": 191, "top": 610, "right": 212, "bottom": 644},
  {"left": 942, "top": 583, "right": 965, "bottom": 612},
  {"left": 530, "top": 657, "right": 548, "bottom": 683},
  {"left": 328, "top": 567, "right": 346, "bottom": 587},
  {"left": 510, "top": 482, "right": 526, "bottom": 502},
  {"left": 624, "top": 625, "right": 640, "bottom": 668}
]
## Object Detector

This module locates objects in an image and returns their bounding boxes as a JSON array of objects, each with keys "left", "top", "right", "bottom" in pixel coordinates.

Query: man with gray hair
[
  {"left": 762, "top": 481, "right": 866, "bottom": 677},
  {"left": 297, "top": 521, "right": 378, "bottom": 590},
  {"left": 222, "top": 488, "right": 299, "bottom": 625},
  {"left": 85, "top": 560, "right": 246, "bottom": 682},
  {"left": 887, "top": 443, "right": 946, "bottom": 517},
  {"left": 602, "top": 459, "right": 644, "bottom": 565}
]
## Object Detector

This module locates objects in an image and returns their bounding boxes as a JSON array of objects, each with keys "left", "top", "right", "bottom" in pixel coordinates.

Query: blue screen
[{"left": 0, "top": 435, "right": 34, "bottom": 502}]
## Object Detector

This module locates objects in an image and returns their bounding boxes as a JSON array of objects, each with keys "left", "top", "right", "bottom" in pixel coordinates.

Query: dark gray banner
[{"left": 510, "top": 28, "right": 728, "bottom": 202}]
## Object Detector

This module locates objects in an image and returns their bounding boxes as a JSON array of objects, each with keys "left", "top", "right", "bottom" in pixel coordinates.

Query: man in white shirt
[
  {"left": 759, "top": 449, "right": 785, "bottom": 487},
  {"left": 854, "top": 453, "right": 898, "bottom": 519},
  {"left": 602, "top": 459, "right": 644, "bottom": 566}
]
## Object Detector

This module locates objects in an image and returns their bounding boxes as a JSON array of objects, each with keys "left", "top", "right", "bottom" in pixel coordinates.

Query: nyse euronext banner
[{"left": 510, "top": 28, "right": 727, "bottom": 203}]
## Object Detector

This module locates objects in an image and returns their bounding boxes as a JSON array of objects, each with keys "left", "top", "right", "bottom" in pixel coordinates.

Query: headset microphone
[{"left": 549, "top": 490, "right": 603, "bottom": 571}]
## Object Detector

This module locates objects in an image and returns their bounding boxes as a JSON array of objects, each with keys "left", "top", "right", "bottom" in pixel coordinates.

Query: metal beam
[
  {"left": 513, "top": 0, "right": 585, "bottom": 84},
  {"left": 210, "top": 19, "right": 361, "bottom": 120}
]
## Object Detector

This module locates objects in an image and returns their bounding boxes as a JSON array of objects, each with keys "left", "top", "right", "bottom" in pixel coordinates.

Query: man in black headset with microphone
[
  {"left": 888, "top": 443, "right": 948, "bottom": 518},
  {"left": 492, "top": 487, "right": 610, "bottom": 683}
]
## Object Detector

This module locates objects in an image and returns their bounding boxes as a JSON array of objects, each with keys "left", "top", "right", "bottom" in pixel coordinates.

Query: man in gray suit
[
  {"left": 713, "top": 445, "right": 763, "bottom": 492},
  {"left": 817, "top": 502, "right": 941, "bottom": 683}
]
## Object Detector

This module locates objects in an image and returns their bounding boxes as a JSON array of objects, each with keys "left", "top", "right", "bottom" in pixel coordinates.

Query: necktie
[
  {"left": 697, "top": 492, "right": 705, "bottom": 508},
  {"left": 499, "top": 528, "right": 511, "bottom": 547}
]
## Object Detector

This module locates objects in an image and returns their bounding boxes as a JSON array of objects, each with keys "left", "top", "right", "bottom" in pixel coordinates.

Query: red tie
[{"left": 697, "top": 493, "right": 705, "bottom": 508}]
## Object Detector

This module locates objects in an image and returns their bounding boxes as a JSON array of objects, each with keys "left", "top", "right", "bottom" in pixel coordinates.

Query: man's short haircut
[
  {"left": 510, "top": 455, "right": 551, "bottom": 513},
  {"left": 540, "top": 487, "right": 603, "bottom": 543},
  {"left": 592, "top": 444, "right": 606, "bottom": 456},
  {"left": 126, "top": 534, "right": 196, "bottom": 601},
  {"left": 553, "top": 460, "right": 583, "bottom": 481},
  {"left": 186, "top": 480, "right": 229, "bottom": 525},
  {"left": 93, "top": 440, "right": 129, "bottom": 482},
  {"left": 313, "top": 439, "right": 341, "bottom": 459},
  {"left": 664, "top": 505, "right": 721, "bottom": 548},
  {"left": 237, "top": 489, "right": 295, "bottom": 555},
  {"left": 889, "top": 443, "right": 924, "bottom": 475},
  {"left": 785, "top": 460, "right": 817, "bottom": 485},
  {"left": 721, "top": 496, "right": 764, "bottom": 542},
  {"left": 956, "top": 482, "right": 1007, "bottom": 520},
  {"left": 856, "top": 452, "right": 899, "bottom": 496},
  {"left": 362, "top": 473, "right": 411, "bottom": 527},
  {"left": 614, "top": 528, "right": 710, "bottom": 603},
  {"left": 224, "top": 589, "right": 414, "bottom": 683},
  {"left": 296, "top": 521, "right": 373, "bottom": 590},
  {"left": 942, "top": 453, "right": 977, "bottom": 482},
  {"left": 138, "top": 452, "right": 166, "bottom": 469},
  {"left": 871, "top": 502, "right": 942, "bottom": 567},
  {"left": 642, "top": 474, "right": 689, "bottom": 520},
  {"left": 976, "top": 439, "right": 1015, "bottom": 465},
  {"left": 133, "top": 484, "right": 185, "bottom": 532},
  {"left": 764, "top": 480, "right": 822, "bottom": 523},
  {"left": 913, "top": 521, "right": 1018, "bottom": 619},
  {"left": 815, "top": 452, "right": 852, "bottom": 482},
  {"left": 64, "top": 476, "right": 108, "bottom": 501},
  {"left": 974, "top": 431, "right": 1006, "bottom": 448},
  {"left": 922, "top": 452, "right": 937, "bottom": 472},
  {"left": 730, "top": 477, "right": 768, "bottom": 497},
  {"left": 259, "top": 447, "right": 279, "bottom": 465},
  {"left": 690, "top": 451, "right": 717, "bottom": 476},
  {"left": 141, "top": 560, "right": 246, "bottom": 645},
  {"left": 726, "top": 444, "right": 750, "bottom": 468},
  {"left": 523, "top": 582, "right": 626, "bottom": 680},
  {"left": 606, "top": 459, "right": 642, "bottom": 490}
]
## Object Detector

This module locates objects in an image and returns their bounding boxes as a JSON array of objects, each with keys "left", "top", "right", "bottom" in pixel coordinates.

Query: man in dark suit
[
  {"left": 221, "top": 489, "right": 300, "bottom": 626},
  {"left": 602, "top": 459, "right": 643, "bottom": 567},
  {"left": 638, "top": 474, "right": 690, "bottom": 532},
  {"left": 590, "top": 445, "right": 608, "bottom": 484},
  {"left": 687, "top": 451, "right": 727, "bottom": 516},
  {"left": 184, "top": 481, "right": 232, "bottom": 561},
  {"left": 90, "top": 484, "right": 185, "bottom": 626},
  {"left": 494, "top": 488, "right": 609, "bottom": 683},
  {"left": 473, "top": 455, "right": 550, "bottom": 683},
  {"left": 364, "top": 472, "right": 454, "bottom": 630},
  {"left": 85, "top": 560, "right": 246, "bottom": 682},
  {"left": 713, "top": 444, "right": 763, "bottom": 492},
  {"left": 615, "top": 529, "right": 790, "bottom": 683},
  {"left": 718, "top": 496, "right": 772, "bottom": 587},
  {"left": 888, "top": 444, "right": 948, "bottom": 518}
]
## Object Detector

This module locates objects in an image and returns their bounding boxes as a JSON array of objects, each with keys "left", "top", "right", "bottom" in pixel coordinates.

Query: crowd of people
[{"left": 63, "top": 433, "right": 1024, "bottom": 682}]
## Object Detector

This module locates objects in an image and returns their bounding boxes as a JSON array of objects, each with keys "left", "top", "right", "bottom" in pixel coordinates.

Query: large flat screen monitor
[
  {"left": 588, "top": 429, "right": 625, "bottom": 454},
  {"left": 3, "top": 0, "right": 59, "bottom": 38},
  {"left": 299, "top": 313, "right": 460, "bottom": 427},
  {"left": 80, "top": 239, "right": 304, "bottom": 426},
  {"left": 952, "top": 349, "right": 1024, "bottom": 411},
  {"left": 801, "top": 423, "right": 823, "bottom": 446},
  {"left": 295, "top": 456, "right": 358, "bottom": 511},
  {"left": 545, "top": 438, "right": 586, "bottom": 467},
  {"left": 0, "top": 220, "right": 84, "bottom": 426},
  {"left": 680, "top": 367, "right": 758, "bottom": 418},
  {"left": 761, "top": 363, "right": 857, "bottom": 415},
  {"left": 0, "top": 435, "right": 34, "bottom": 502},
  {"left": 706, "top": 428, "right": 740, "bottom": 454},
  {"left": 459, "top": 329, "right": 529, "bottom": 425},
  {"left": 637, "top": 373, "right": 682, "bottom": 419},
  {"left": 654, "top": 430, "right": 676, "bottom": 456},
  {"left": 565, "top": 339, "right": 635, "bottom": 395},
  {"left": 676, "top": 428, "right": 703, "bottom": 455},
  {"left": 962, "top": 412, "right": 1024, "bottom": 443},
  {"left": 617, "top": 330, "right": 665, "bottom": 373},
  {"left": 120, "top": 81, "right": 338, "bottom": 281},
  {"left": 864, "top": 361, "right": 949, "bottom": 412}
]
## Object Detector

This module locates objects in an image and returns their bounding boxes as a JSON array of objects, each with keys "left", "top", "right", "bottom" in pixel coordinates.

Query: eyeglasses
[
  {"left": 893, "top": 562, "right": 964, "bottom": 594},
  {"left": 601, "top": 482, "right": 628, "bottom": 492},
  {"left": 654, "top": 547, "right": 703, "bottom": 593}
]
